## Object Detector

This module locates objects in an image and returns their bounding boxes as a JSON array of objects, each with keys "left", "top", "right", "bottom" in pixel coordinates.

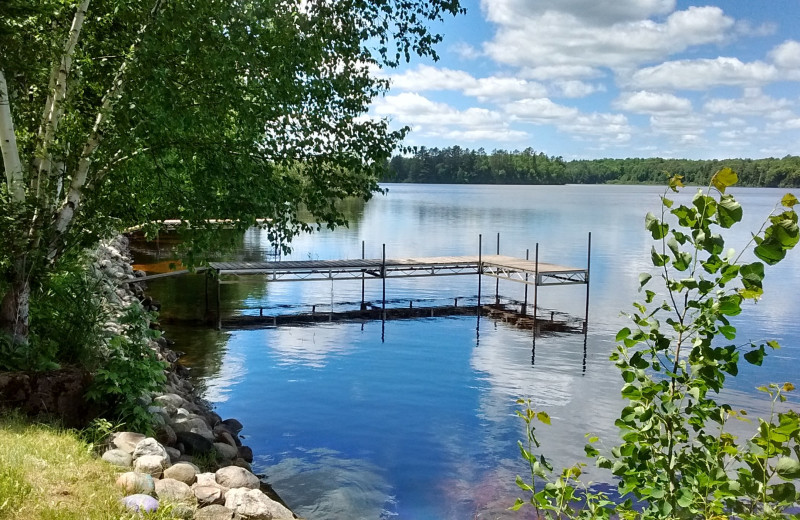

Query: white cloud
[
  {"left": 481, "top": 0, "right": 676, "bottom": 26},
  {"left": 482, "top": 4, "right": 734, "bottom": 75},
  {"left": 614, "top": 91, "right": 692, "bottom": 114},
  {"left": 389, "top": 65, "right": 474, "bottom": 92},
  {"left": 551, "top": 80, "right": 605, "bottom": 98},
  {"left": 704, "top": 90, "right": 794, "bottom": 119},
  {"left": 650, "top": 114, "right": 707, "bottom": 137},
  {"left": 521, "top": 65, "right": 603, "bottom": 80},
  {"left": 505, "top": 98, "right": 579, "bottom": 123},
  {"left": 373, "top": 92, "right": 524, "bottom": 143},
  {"left": 769, "top": 40, "right": 800, "bottom": 70},
  {"left": 630, "top": 57, "right": 779, "bottom": 90},
  {"left": 388, "top": 66, "right": 547, "bottom": 102},
  {"left": 559, "top": 113, "right": 632, "bottom": 143}
]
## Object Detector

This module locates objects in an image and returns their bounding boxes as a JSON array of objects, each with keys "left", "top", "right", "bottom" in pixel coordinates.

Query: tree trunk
[{"left": 0, "top": 274, "right": 30, "bottom": 341}]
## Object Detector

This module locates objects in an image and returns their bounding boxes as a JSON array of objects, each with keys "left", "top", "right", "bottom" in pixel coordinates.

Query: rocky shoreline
[{"left": 98, "top": 236, "right": 298, "bottom": 520}]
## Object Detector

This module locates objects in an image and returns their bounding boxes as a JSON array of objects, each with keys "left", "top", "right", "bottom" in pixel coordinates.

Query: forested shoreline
[{"left": 384, "top": 146, "right": 800, "bottom": 187}]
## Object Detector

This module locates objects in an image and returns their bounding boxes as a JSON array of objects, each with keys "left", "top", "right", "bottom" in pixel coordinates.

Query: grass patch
[{"left": 0, "top": 411, "right": 184, "bottom": 520}]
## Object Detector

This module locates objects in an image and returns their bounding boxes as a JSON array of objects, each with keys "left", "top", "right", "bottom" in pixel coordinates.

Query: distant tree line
[{"left": 383, "top": 146, "right": 800, "bottom": 187}]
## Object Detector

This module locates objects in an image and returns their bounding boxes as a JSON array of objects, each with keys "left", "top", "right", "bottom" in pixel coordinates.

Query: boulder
[
  {"left": 156, "top": 423, "right": 178, "bottom": 446},
  {"left": 165, "top": 446, "right": 181, "bottom": 463},
  {"left": 215, "top": 466, "right": 259, "bottom": 490},
  {"left": 176, "top": 431, "right": 214, "bottom": 455},
  {"left": 163, "top": 462, "right": 197, "bottom": 485},
  {"left": 133, "top": 438, "right": 169, "bottom": 461},
  {"left": 134, "top": 454, "right": 167, "bottom": 478},
  {"left": 214, "top": 442, "right": 238, "bottom": 460},
  {"left": 224, "top": 488, "right": 293, "bottom": 520},
  {"left": 232, "top": 458, "right": 252, "bottom": 471},
  {"left": 193, "top": 484, "right": 225, "bottom": 506},
  {"left": 111, "top": 432, "right": 146, "bottom": 454},
  {"left": 194, "top": 504, "right": 235, "bottom": 520},
  {"left": 102, "top": 448, "right": 132, "bottom": 468},
  {"left": 155, "top": 478, "right": 196, "bottom": 505},
  {"left": 221, "top": 418, "right": 244, "bottom": 434},
  {"left": 215, "top": 430, "right": 239, "bottom": 448},
  {"left": 116, "top": 472, "right": 155, "bottom": 495},
  {"left": 196, "top": 472, "right": 219, "bottom": 487},
  {"left": 121, "top": 494, "right": 159, "bottom": 513},
  {"left": 237, "top": 446, "right": 254, "bottom": 463}
]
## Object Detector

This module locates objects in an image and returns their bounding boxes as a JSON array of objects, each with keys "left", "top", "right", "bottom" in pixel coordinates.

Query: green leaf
[
  {"left": 717, "top": 194, "right": 743, "bottom": 228},
  {"left": 770, "top": 482, "right": 796, "bottom": 502},
  {"left": 639, "top": 273, "right": 652, "bottom": 288},
  {"left": 645, "top": 212, "right": 668, "bottom": 239},
  {"left": 776, "top": 457, "right": 800, "bottom": 480},
  {"left": 711, "top": 167, "right": 738, "bottom": 193},
  {"left": 782, "top": 193, "right": 798, "bottom": 208},
  {"left": 536, "top": 411, "right": 551, "bottom": 425},
  {"left": 744, "top": 345, "right": 766, "bottom": 366},
  {"left": 616, "top": 327, "right": 631, "bottom": 341},
  {"left": 668, "top": 174, "right": 685, "bottom": 192},
  {"left": 510, "top": 497, "right": 525, "bottom": 511},
  {"left": 754, "top": 239, "right": 787, "bottom": 265},
  {"left": 651, "top": 246, "right": 668, "bottom": 267}
]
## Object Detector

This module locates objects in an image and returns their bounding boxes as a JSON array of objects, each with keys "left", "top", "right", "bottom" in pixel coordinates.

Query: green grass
[{"left": 0, "top": 412, "right": 186, "bottom": 520}]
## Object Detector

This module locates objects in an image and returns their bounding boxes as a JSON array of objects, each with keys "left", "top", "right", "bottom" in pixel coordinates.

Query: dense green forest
[{"left": 384, "top": 146, "right": 800, "bottom": 187}]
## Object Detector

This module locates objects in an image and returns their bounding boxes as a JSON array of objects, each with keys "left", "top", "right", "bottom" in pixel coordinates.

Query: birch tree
[{"left": 0, "top": 0, "right": 463, "bottom": 341}]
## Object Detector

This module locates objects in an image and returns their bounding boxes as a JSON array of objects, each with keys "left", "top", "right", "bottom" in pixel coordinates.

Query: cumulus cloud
[
  {"left": 505, "top": 98, "right": 580, "bottom": 123},
  {"left": 373, "top": 92, "right": 524, "bottom": 143},
  {"left": 769, "top": 40, "right": 800, "bottom": 69},
  {"left": 551, "top": 80, "right": 606, "bottom": 98},
  {"left": 630, "top": 57, "right": 779, "bottom": 90},
  {"left": 703, "top": 89, "right": 794, "bottom": 119},
  {"left": 482, "top": 4, "right": 734, "bottom": 74},
  {"left": 388, "top": 66, "right": 547, "bottom": 102},
  {"left": 614, "top": 91, "right": 692, "bottom": 114}
]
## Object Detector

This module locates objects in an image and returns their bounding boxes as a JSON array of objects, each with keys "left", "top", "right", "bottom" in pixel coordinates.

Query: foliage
[
  {"left": 85, "top": 304, "right": 166, "bottom": 434},
  {"left": 78, "top": 417, "right": 124, "bottom": 454},
  {"left": 514, "top": 169, "right": 800, "bottom": 518},
  {"left": 0, "top": 0, "right": 464, "bottom": 340},
  {"left": 384, "top": 147, "right": 800, "bottom": 187}
]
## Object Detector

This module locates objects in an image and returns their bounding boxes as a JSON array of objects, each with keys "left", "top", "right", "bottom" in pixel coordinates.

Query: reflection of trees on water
[{"left": 296, "top": 196, "right": 367, "bottom": 231}]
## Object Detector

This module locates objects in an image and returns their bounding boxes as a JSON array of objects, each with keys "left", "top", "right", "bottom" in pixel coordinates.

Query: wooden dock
[{"left": 201, "top": 233, "right": 592, "bottom": 333}]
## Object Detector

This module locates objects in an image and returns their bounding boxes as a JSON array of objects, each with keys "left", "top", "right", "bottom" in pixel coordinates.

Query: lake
[{"left": 132, "top": 184, "right": 800, "bottom": 519}]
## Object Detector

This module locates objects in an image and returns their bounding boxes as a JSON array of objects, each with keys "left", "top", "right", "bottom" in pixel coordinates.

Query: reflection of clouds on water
[
  {"left": 258, "top": 448, "right": 397, "bottom": 520},
  {"left": 267, "top": 324, "right": 358, "bottom": 368},
  {"left": 201, "top": 342, "right": 245, "bottom": 404}
]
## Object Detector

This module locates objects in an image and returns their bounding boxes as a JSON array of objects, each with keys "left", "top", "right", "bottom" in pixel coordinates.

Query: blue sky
[{"left": 371, "top": 0, "right": 800, "bottom": 160}]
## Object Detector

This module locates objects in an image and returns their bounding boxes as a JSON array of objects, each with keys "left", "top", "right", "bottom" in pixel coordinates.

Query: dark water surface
[{"left": 133, "top": 184, "right": 800, "bottom": 519}]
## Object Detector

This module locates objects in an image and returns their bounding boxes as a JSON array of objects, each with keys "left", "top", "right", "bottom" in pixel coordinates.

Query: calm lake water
[{"left": 132, "top": 184, "right": 800, "bottom": 520}]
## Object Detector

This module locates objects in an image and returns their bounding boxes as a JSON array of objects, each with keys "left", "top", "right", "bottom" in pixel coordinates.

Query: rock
[
  {"left": 238, "top": 446, "right": 254, "bottom": 463},
  {"left": 172, "top": 416, "right": 214, "bottom": 440},
  {"left": 156, "top": 423, "right": 178, "bottom": 447},
  {"left": 163, "top": 462, "right": 197, "bottom": 485},
  {"left": 121, "top": 494, "right": 159, "bottom": 513},
  {"left": 214, "top": 442, "right": 238, "bottom": 460},
  {"left": 111, "top": 432, "right": 146, "bottom": 454},
  {"left": 194, "top": 484, "right": 225, "bottom": 506},
  {"left": 194, "top": 504, "right": 235, "bottom": 520},
  {"left": 221, "top": 418, "right": 244, "bottom": 434},
  {"left": 176, "top": 431, "right": 214, "bottom": 455},
  {"left": 133, "top": 437, "right": 169, "bottom": 461},
  {"left": 216, "top": 430, "right": 238, "bottom": 448},
  {"left": 153, "top": 395, "right": 180, "bottom": 415},
  {"left": 155, "top": 478, "right": 196, "bottom": 505},
  {"left": 196, "top": 472, "right": 219, "bottom": 487},
  {"left": 116, "top": 472, "right": 155, "bottom": 495},
  {"left": 166, "top": 446, "right": 181, "bottom": 463},
  {"left": 102, "top": 448, "right": 132, "bottom": 468},
  {"left": 215, "top": 466, "right": 260, "bottom": 490},
  {"left": 224, "top": 488, "right": 293, "bottom": 520},
  {"left": 134, "top": 454, "right": 167, "bottom": 478},
  {"left": 232, "top": 458, "right": 252, "bottom": 471}
]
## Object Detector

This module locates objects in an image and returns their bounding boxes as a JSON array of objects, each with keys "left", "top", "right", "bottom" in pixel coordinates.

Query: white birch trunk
[
  {"left": 0, "top": 70, "right": 25, "bottom": 203},
  {"left": 35, "top": 0, "right": 90, "bottom": 192}
]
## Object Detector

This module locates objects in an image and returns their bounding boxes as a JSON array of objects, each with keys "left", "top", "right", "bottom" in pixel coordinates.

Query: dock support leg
[
  {"left": 477, "top": 234, "right": 482, "bottom": 331},
  {"left": 216, "top": 272, "right": 221, "bottom": 330},
  {"left": 522, "top": 248, "right": 529, "bottom": 314},
  {"left": 533, "top": 243, "right": 539, "bottom": 339},
  {"left": 584, "top": 232, "right": 591, "bottom": 335},
  {"left": 361, "top": 240, "right": 366, "bottom": 310},
  {"left": 495, "top": 232, "right": 500, "bottom": 305},
  {"left": 204, "top": 273, "right": 209, "bottom": 315},
  {"left": 381, "top": 243, "right": 386, "bottom": 320}
]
